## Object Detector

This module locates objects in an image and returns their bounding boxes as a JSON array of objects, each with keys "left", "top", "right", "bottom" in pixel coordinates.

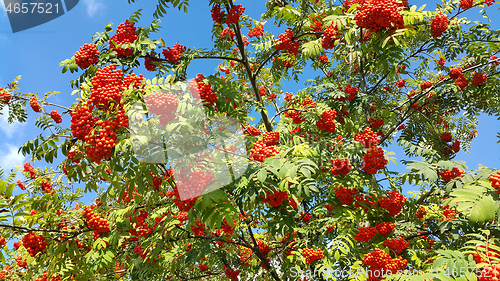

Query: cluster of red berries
[
  {"left": 440, "top": 132, "right": 452, "bottom": 142},
  {"left": 355, "top": 127, "right": 380, "bottom": 148},
  {"left": 262, "top": 189, "right": 289, "bottom": 207},
  {"left": 331, "top": 158, "right": 352, "bottom": 175},
  {"left": 275, "top": 29, "right": 299, "bottom": 55},
  {"left": 176, "top": 167, "right": 213, "bottom": 202},
  {"left": 70, "top": 102, "right": 96, "bottom": 141},
  {"left": 318, "top": 54, "right": 328, "bottom": 64},
  {"left": 34, "top": 271, "right": 62, "bottom": 281},
  {"left": 368, "top": 118, "right": 384, "bottom": 129},
  {"left": 449, "top": 66, "right": 469, "bottom": 90},
  {"left": 384, "top": 236, "right": 410, "bottom": 254},
  {"left": 16, "top": 180, "right": 26, "bottom": 191},
  {"left": 430, "top": 13, "right": 449, "bottom": 38},
  {"left": 334, "top": 186, "right": 357, "bottom": 205},
  {"left": 82, "top": 207, "right": 110, "bottom": 239},
  {"left": 379, "top": 191, "right": 407, "bottom": 216},
  {"left": 210, "top": 4, "right": 224, "bottom": 23},
  {"left": 354, "top": 226, "right": 378, "bottom": 242},
  {"left": 243, "top": 123, "right": 261, "bottom": 136},
  {"left": 420, "top": 80, "right": 433, "bottom": 90},
  {"left": 472, "top": 72, "right": 487, "bottom": 86},
  {"left": 362, "top": 146, "right": 388, "bottom": 174},
  {"left": 125, "top": 210, "right": 153, "bottom": 238},
  {"left": 263, "top": 131, "right": 280, "bottom": 146},
  {"left": 250, "top": 140, "right": 279, "bottom": 162},
  {"left": 302, "top": 248, "right": 324, "bottom": 264},
  {"left": 23, "top": 162, "right": 37, "bottom": 179},
  {"left": 74, "top": 44, "right": 100, "bottom": 69},
  {"left": 302, "top": 97, "right": 316, "bottom": 109},
  {"left": 226, "top": 4, "right": 245, "bottom": 26},
  {"left": 238, "top": 245, "right": 253, "bottom": 266},
  {"left": 285, "top": 109, "right": 305, "bottom": 124},
  {"left": 30, "top": 95, "right": 41, "bottom": 112},
  {"left": 443, "top": 206, "right": 457, "bottom": 221},
  {"left": 41, "top": 180, "right": 54, "bottom": 194},
  {"left": 396, "top": 79, "right": 406, "bottom": 88},
  {"left": 415, "top": 206, "right": 426, "bottom": 219},
  {"left": 189, "top": 74, "right": 218, "bottom": 107},
  {"left": 145, "top": 92, "right": 179, "bottom": 126},
  {"left": 489, "top": 171, "right": 500, "bottom": 194},
  {"left": 163, "top": 43, "right": 185, "bottom": 64},
  {"left": 0, "top": 88, "right": 11, "bottom": 104},
  {"left": 224, "top": 266, "right": 240, "bottom": 281},
  {"left": 439, "top": 167, "right": 465, "bottom": 182},
  {"left": 90, "top": 64, "right": 125, "bottom": 109},
  {"left": 49, "top": 110, "right": 62, "bottom": 124},
  {"left": 110, "top": 20, "right": 137, "bottom": 58},
  {"left": 15, "top": 255, "right": 27, "bottom": 268},
  {"left": 190, "top": 220, "right": 205, "bottom": 236},
  {"left": 322, "top": 22, "right": 340, "bottom": 50},
  {"left": 248, "top": 24, "right": 264, "bottom": 37},
  {"left": 144, "top": 54, "right": 160, "bottom": 71},
  {"left": 355, "top": 0, "right": 404, "bottom": 33},
  {"left": 22, "top": 232, "right": 48, "bottom": 257},
  {"left": 459, "top": 0, "right": 474, "bottom": 9},
  {"left": 316, "top": 109, "right": 337, "bottom": 132},
  {"left": 221, "top": 218, "right": 236, "bottom": 237},
  {"left": 221, "top": 27, "right": 236, "bottom": 40},
  {"left": 344, "top": 84, "right": 359, "bottom": 101},
  {"left": 0, "top": 236, "right": 5, "bottom": 247}
]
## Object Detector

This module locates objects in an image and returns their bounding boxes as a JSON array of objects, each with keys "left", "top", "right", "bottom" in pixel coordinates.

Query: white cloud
[
  {"left": 82, "top": 0, "right": 105, "bottom": 17},
  {"left": 0, "top": 107, "right": 26, "bottom": 139},
  {"left": 0, "top": 143, "right": 25, "bottom": 176}
]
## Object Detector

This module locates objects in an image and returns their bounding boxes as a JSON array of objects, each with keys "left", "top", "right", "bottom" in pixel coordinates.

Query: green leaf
[{"left": 257, "top": 169, "right": 267, "bottom": 183}]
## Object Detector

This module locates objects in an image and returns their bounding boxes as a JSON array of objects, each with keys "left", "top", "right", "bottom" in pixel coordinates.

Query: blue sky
[{"left": 0, "top": 0, "right": 498, "bottom": 199}]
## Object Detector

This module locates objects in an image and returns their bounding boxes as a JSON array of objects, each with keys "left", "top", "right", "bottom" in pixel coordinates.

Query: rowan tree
[{"left": 0, "top": 0, "right": 500, "bottom": 280}]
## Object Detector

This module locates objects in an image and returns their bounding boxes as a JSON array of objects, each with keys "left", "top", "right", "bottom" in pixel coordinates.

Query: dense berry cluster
[
  {"left": 30, "top": 95, "right": 41, "bottom": 112},
  {"left": 90, "top": 64, "right": 125, "bottom": 109},
  {"left": 355, "top": 194, "right": 375, "bottom": 212},
  {"left": 243, "top": 123, "right": 261, "bottom": 136},
  {"left": 190, "top": 221, "right": 205, "bottom": 236},
  {"left": 415, "top": 206, "right": 426, "bottom": 219},
  {"left": 430, "top": 13, "right": 449, "bottom": 37},
  {"left": 316, "top": 109, "right": 337, "bottom": 132},
  {"left": 362, "top": 146, "right": 388, "bottom": 174},
  {"left": 302, "top": 248, "right": 324, "bottom": 264},
  {"left": 226, "top": 4, "right": 245, "bottom": 26},
  {"left": 174, "top": 167, "right": 213, "bottom": 204},
  {"left": 334, "top": 186, "right": 357, "bottom": 205},
  {"left": 489, "top": 171, "right": 500, "bottom": 194},
  {"left": 420, "top": 80, "right": 433, "bottom": 90},
  {"left": 355, "top": 127, "right": 380, "bottom": 148},
  {"left": 41, "top": 180, "right": 54, "bottom": 194},
  {"left": 263, "top": 132, "right": 280, "bottom": 146},
  {"left": 110, "top": 20, "right": 137, "bottom": 58},
  {"left": 472, "top": 72, "right": 487, "bottom": 86},
  {"left": 354, "top": 226, "right": 378, "bottom": 242},
  {"left": 144, "top": 54, "right": 160, "bottom": 71},
  {"left": 239, "top": 245, "right": 253, "bottom": 266},
  {"left": 82, "top": 207, "right": 110, "bottom": 239},
  {"left": 439, "top": 167, "right": 465, "bottom": 182},
  {"left": 459, "top": 0, "right": 474, "bottom": 9},
  {"left": 331, "top": 158, "right": 352, "bottom": 175},
  {"left": 0, "top": 88, "right": 11, "bottom": 104},
  {"left": 70, "top": 102, "right": 96, "bottom": 141},
  {"left": 50, "top": 110, "right": 62, "bottom": 123},
  {"left": 396, "top": 79, "right": 406, "bottom": 88},
  {"left": 275, "top": 29, "right": 300, "bottom": 55},
  {"left": 15, "top": 255, "right": 27, "bottom": 268},
  {"left": 248, "top": 24, "right": 264, "bottom": 37},
  {"left": 74, "top": 44, "right": 100, "bottom": 69},
  {"left": 145, "top": 92, "right": 179, "bottom": 126},
  {"left": 440, "top": 132, "right": 452, "bottom": 142},
  {"left": 449, "top": 67, "right": 469, "bottom": 90},
  {"left": 379, "top": 191, "right": 406, "bottom": 216},
  {"left": 23, "top": 162, "right": 37, "bottom": 179},
  {"left": 221, "top": 27, "right": 236, "bottom": 40},
  {"left": 17, "top": 180, "right": 26, "bottom": 190},
  {"left": 355, "top": 0, "right": 404, "bottom": 33},
  {"left": 224, "top": 266, "right": 240, "bottom": 281},
  {"left": 262, "top": 189, "right": 289, "bottom": 207},
  {"left": 249, "top": 140, "right": 279, "bottom": 162},
  {"left": 22, "top": 232, "right": 48, "bottom": 257},
  {"left": 368, "top": 118, "right": 384, "bottom": 129},
  {"left": 210, "top": 4, "right": 224, "bottom": 23},
  {"left": 189, "top": 74, "right": 218, "bottom": 107},
  {"left": 384, "top": 237, "right": 410, "bottom": 254},
  {"left": 162, "top": 43, "right": 185, "bottom": 64},
  {"left": 318, "top": 54, "right": 328, "bottom": 64},
  {"left": 322, "top": 22, "right": 340, "bottom": 50}
]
